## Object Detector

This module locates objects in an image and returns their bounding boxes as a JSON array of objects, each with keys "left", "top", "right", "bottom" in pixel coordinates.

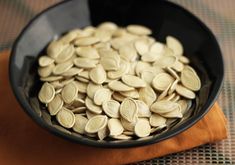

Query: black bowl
[{"left": 9, "top": 0, "right": 224, "bottom": 148}]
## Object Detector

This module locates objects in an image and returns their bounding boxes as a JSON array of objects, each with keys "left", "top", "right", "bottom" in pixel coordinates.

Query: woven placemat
[{"left": 0, "top": 0, "right": 234, "bottom": 164}]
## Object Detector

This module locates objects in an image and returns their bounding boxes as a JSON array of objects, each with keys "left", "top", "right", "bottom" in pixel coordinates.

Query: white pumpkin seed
[
  {"left": 119, "top": 44, "right": 137, "bottom": 62},
  {"left": 85, "top": 115, "right": 108, "bottom": 133},
  {"left": 94, "top": 88, "right": 112, "bottom": 105},
  {"left": 127, "top": 25, "right": 152, "bottom": 35},
  {"left": 39, "top": 56, "right": 54, "bottom": 67},
  {"left": 76, "top": 46, "right": 100, "bottom": 59},
  {"left": 111, "top": 134, "right": 132, "bottom": 140},
  {"left": 74, "top": 57, "right": 98, "bottom": 68},
  {"left": 136, "top": 100, "right": 151, "bottom": 117},
  {"left": 175, "top": 84, "right": 196, "bottom": 99},
  {"left": 120, "top": 98, "right": 138, "bottom": 122},
  {"left": 139, "top": 85, "right": 157, "bottom": 106},
  {"left": 108, "top": 118, "right": 124, "bottom": 136},
  {"left": 141, "top": 52, "right": 161, "bottom": 62},
  {"left": 172, "top": 60, "right": 184, "bottom": 72},
  {"left": 40, "top": 76, "right": 63, "bottom": 82},
  {"left": 153, "top": 55, "right": 177, "bottom": 68},
  {"left": 61, "top": 82, "right": 78, "bottom": 104},
  {"left": 112, "top": 92, "right": 126, "bottom": 102},
  {"left": 53, "top": 61, "right": 73, "bottom": 75},
  {"left": 181, "top": 66, "right": 201, "bottom": 91},
  {"left": 74, "top": 37, "right": 100, "bottom": 46},
  {"left": 38, "top": 63, "right": 55, "bottom": 77},
  {"left": 89, "top": 64, "right": 106, "bottom": 84},
  {"left": 161, "top": 107, "right": 182, "bottom": 118},
  {"left": 134, "top": 39, "right": 149, "bottom": 56},
  {"left": 177, "top": 99, "right": 188, "bottom": 115},
  {"left": 98, "top": 22, "right": 118, "bottom": 31},
  {"left": 72, "top": 114, "right": 88, "bottom": 134},
  {"left": 55, "top": 45, "right": 74, "bottom": 63},
  {"left": 151, "top": 100, "right": 180, "bottom": 114},
  {"left": 100, "top": 54, "right": 120, "bottom": 71},
  {"left": 85, "top": 97, "right": 102, "bottom": 114},
  {"left": 47, "top": 40, "right": 65, "bottom": 59},
  {"left": 107, "top": 59, "right": 130, "bottom": 79},
  {"left": 119, "top": 89, "right": 140, "bottom": 99},
  {"left": 134, "top": 119, "right": 151, "bottom": 137},
  {"left": 152, "top": 73, "right": 174, "bottom": 91},
  {"left": 38, "top": 82, "right": 55, "bottom": 103},
  {"left": 157, "top": 83, "right": 171, "bottom": 101},
  {"left": 166, "top": 36, "right": 183, "bottom": 56},
  {"left": 141, "top": 71, "right": 155, "bottom": 84},
  {"left": 102, "top": 100, "right": 120, "bottom": 118},
  {"left": 75, "top": 81, "right": 88, "bottom": 93},
  {"left": 98, "top": 125, "right": 109, "bottom": 140},
  {"left": 108, "top": 80, "right": 134, "bottom": 91},
  {"left": 121, "top": 75, "right": 146, "bottom": 88},
  {"left": 87, "top": 82, "right": 102, "bottom": 99},
  {"left": 149, "top": 114, "right": 166, "bottom": 127},
  {"left": 48, "top": 94, "right": 63, "bottom": 115},
  {"left": 56, "top": 107, "right": 75, "bottom": 128},
  {"left": 62, "top": 67, "right": 83, "bottom": 77},
  {"left": 121, "top": 116, "right": 138, "bottom": 132}
]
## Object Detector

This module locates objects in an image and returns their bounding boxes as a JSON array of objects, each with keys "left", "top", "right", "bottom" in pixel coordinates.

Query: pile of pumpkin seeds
[{"left": 38, "top": 22, "right": 201, "bottom": 140}]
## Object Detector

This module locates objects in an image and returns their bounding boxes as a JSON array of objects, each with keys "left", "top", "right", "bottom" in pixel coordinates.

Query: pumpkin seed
[
  {"left": 134, "top": 119, "right": 151, "bottom": 137},
  {"left": 53, "top": 61, "right": 73, "bottom": 75},
  {"left": 55, "top": 45, "right": 74, "bottom": 63},
  {"left": 121, "top": 75, "right": 146, "bottom": 88},
  {"left": 136, "top": 100, "right": 151, "bottom": 117},
  {"left": 94, "top": 88, "right": 112, "bottom": 105},
  {"left": 151, "top": 100, "right": 180, "bottom": 114},
  {"left": 72, "top": 114, "right": 88, "bottom": 134},
  {"left": 90, "top": 64, "right": 106, "bottom": 84},
  {"left": 120, "top": 98, "right": 138, "bottom": 122},
  {"left": 76, "top": 46, "right": 100, "bottom": 59},
  {"left": 127, "top": 25, "right": 152, "bottom": 35},
  {"left": 48, "top": 94, "right": 63, "bottom": 115},
  {"left": 98, "top": 125, "right": 109, "bottom": 140},
  {"left": 119, "top": 89, "right": 139, "bottom": 99},
  {"left": 166, "top": 36, "right": 183, "bottom": 56},
  {"left": 85, "top": 97, "right": 102, "bottom": 114},
  {"left": 38, "top": 63, "right": 55, "bottom": 78},
  {"left": 108, "top": 118, "right": 124, "bottom": 136},
  {"left": 74, "top": 36, "right": 100, "bottom": 46},
  {"left": 85, "top": 115, "right": 108, "bottom": 133},
  {"left": 152, "top": 73, "right": 174, "bottom": 91},
  {"left": 102, "top": 100, "right": 120, "bottom": 118},
  {"left": 139, "top": 85, "right": 157, "bottom": 106},
  {"left": 38, "top": 82, "right": 55, "bottom": 103},
  {"left": 175, "top": 84, "right": 196, "bottom": 99},
  {"left": 108, "top": 80, "right": 134, "bottom": 91},
  {"left": 61, "top": 82, "right": 78, "bottom": 104},
  {"left": 56, "top": 107, "right": 75, "bottom": 128},
  {"left": 39, "top": 56, "right": 54, "bottom": 67},
  {"left": 134, "top": 39, "right": 149, "bottom": 56},
  {"left": 74, "top": 57, "right": 98, "bottom": 68},
  {"left": 181, "top": 66, "right": 201, "bottom": 91},
  {"left": 149, "top": 114, "right": 166, "bottom": 127}
]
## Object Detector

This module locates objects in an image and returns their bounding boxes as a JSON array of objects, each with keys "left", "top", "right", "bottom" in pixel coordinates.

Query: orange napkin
[{"left": 0, "top": 50, "right": 227, "bottom": 165}]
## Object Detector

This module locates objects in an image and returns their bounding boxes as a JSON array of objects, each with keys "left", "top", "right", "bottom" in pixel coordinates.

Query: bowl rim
[{"left": 9, "top": 0, "right": 224, "bottom": 148}]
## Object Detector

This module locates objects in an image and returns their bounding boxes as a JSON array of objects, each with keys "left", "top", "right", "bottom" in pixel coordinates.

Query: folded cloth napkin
[{"left": 0, "top": 50, "right": 227, "bottom": 165}]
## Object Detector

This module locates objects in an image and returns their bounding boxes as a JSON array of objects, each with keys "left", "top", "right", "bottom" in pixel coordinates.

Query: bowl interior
[{"left": 10, "top": 0, "right": 223, "bottom": 148}]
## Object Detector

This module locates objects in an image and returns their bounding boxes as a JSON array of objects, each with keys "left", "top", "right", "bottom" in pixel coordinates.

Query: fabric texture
[{"left": 0, "top": 50, "right": 227, "bottom": 165}]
